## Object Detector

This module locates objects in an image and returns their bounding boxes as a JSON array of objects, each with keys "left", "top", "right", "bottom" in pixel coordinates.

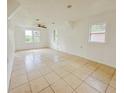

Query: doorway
[{"left": 53, "top": 30, "right": 58, "bottom": 49}]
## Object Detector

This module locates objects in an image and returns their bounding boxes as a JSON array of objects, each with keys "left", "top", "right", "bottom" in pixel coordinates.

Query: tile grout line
[
  {"left": 49, "top": 85, "right": 56, "bottom": 93},
  {"left": 37, "top": 85, "right": 52, "bottom": 93},
  {"left": 31, "top": 53, "right": 51, "bottom": 93},
  {"left": 9, "top": 60, "right": 29, "bottom": 91},
  {"left": 90, "top": 66, "right": 116, "bottom": 92},
  {"left": 25, "top": 62, "right": 33, "bottom": 93},
  {"left": 105, "top": 70, "right": 116, "bottom": 93},
  {"left": 10, "top": 49, "right": 116, "bottom": 93},
  {"left": 47, "top": 65, "right": 76, "bottom": 91},
  {"left": 73, "top": 65, "right": 101, "bottom": 92},
  {"left": 78, "top": 65, "right": 102, "bottom": 92},
  {"left": 84, "top": 75, "right": 109, "bottom": 93},
  {"left": 48, "top": 58, "right": 100, "bottom": 92},
  {"left": 84, "top": 81, "right": 101, "bottom": 93},
  {"left": 37, "top": 65, "right": 55, "bottom": 93}
]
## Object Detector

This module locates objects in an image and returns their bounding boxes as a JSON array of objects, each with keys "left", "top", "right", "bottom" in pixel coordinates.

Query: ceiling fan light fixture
[
  {"left": 37, "top": 24, "right": 41, "bottom": 27},
  {"left": 67, "top": 5, "right": 72, "bottom": 8},
  {"left": 36, "top": 19, "right": 40, "bottom": 21}
]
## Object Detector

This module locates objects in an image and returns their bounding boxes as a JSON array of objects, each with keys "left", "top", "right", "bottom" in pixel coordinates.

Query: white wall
[
  {"left": 7, "top": 0, "right": 20, "bottom": 88},
  {"left": 49, "top": 10, "right": 116, "bottom": 68},
  {"left": 7, "top": 20, "right": 15, "bottom": 88},
  {"left": 15, "top": 27, "right": 49, "bottom": 51}
]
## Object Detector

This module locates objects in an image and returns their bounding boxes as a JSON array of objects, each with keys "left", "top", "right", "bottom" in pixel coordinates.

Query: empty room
[{"left": 7, "top": 0, "right": 116, "bottom": 93}]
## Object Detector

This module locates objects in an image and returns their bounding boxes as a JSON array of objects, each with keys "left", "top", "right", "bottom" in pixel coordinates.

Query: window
[
  {"left": 33, "top": 31, "right": 40, "bottom": 43},
  {"left": 25, "top": 30, "right": 40, "bottom": 43},
  {"left": 25, "top": 30, "right": 33, "bottom": 43},
  {"left": 89, "top": 23, "right": 106, "bottom": 43}
]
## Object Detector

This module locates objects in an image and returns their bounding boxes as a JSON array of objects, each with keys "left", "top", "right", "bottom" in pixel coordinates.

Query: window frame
[
  {"left": 25, "top": 30, "right": 41, "bottom": 43},
  {"left": 88, "top": 23, "right": 106, "bottom": 43},
  {"left": 25, "top": 30, "right": 33, "bottom": 43},
  {"left": 33, "top": 30, "right": 41, "bottom": 43}
]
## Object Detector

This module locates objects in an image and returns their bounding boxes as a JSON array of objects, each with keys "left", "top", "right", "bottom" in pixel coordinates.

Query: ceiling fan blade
[{"left": 37, "top": 24, "right": 47, "bottom": 29}]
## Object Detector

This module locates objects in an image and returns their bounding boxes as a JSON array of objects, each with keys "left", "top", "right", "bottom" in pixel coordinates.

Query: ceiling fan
[
  {"left": 37, "top": 24, "right": 47, "bottom": 29},
  {"left": 34, "top": 19, "right": 47, "bottom": 29}
]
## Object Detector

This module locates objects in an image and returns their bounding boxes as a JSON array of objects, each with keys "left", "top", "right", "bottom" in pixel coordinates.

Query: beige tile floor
[{"left": 9, "top": 49, "right": 116, "bottom": 93}]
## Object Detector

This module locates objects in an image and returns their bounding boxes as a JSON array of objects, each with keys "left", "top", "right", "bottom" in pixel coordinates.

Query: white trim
[
  {"left": 88, "top": 23, "right": 106, "bottom": 43},
  {"left": 8, "top": 6, "right": 21, "bottom": 20},
  {"left": 7, "top": 53, "right": 15, "bottom": 90}
]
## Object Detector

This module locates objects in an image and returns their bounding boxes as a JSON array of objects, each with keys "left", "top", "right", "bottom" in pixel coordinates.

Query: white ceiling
[
  {"left": 8, "top": 0, "right": 20, "bottom": 17},
  {"left": 8, "top": 0, "right": 115, "bottom": 27}
]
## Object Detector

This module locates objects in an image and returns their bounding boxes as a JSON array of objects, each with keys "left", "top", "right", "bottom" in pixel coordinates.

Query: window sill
[{"left": 88, "top": 41, "right": 106, "bottom": 44}]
